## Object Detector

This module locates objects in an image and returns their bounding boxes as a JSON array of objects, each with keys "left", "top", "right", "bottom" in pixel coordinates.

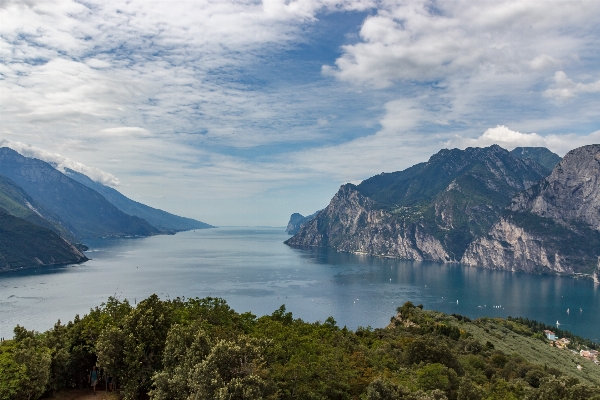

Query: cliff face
[
  {"left": 285, "top": 184, "right": 450, "bottom": 261},
  {"left": 461, "top": 218, "right": 571, "bottom": 274},
  {"left": 285, "top": 210, "right": 321, "bottom": 235},
  {"left": 463, "top": 145, "right": 600, "bottom": 275},
  {"left": 287, "top": 145, "right": 600, "bottom": 278},
  {"left": 510, "top": 145, "right": 600, "bottom": 230}
]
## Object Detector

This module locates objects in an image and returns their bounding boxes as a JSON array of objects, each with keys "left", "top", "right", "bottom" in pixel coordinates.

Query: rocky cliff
[
  {"left": 285, "top": 210, "right": 321, "bottom": 235},
  {"left": 462, "top": 145, "right": 600, "bottom": 275},
  {"left": 286, "top": 145, "right": 550, "bottom": 263},
  {"left": 286, "top": 184, "right": 451, "bottom": 261}
]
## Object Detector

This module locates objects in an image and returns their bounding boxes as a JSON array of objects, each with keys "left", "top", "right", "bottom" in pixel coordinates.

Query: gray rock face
[
  {"left": 286, "top": 145, "right": 549, "bottom": 264},
  {"left": 286, "top": 210, "right": 321, "bottom": 235},
  {"left": 461, "top": 218, "right": 571, "bottom": 274},
  {"left": 287, "top": 144, "right": 600, "bottom": 278},
  {"left": 510, "top": 144, "right": 600, "bottom": 230},
  {"left": 285, "top": 184, "right": 451, "bottom": 262},
  {"left": 464, "top": 145, "right": 600, "bottom": 275}
]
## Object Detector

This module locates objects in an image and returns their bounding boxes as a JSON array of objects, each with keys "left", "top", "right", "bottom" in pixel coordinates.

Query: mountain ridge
[
  {"left": 63, "top": 168, "right": 213, "bottom": 232},
  {"left": 286, "top": 145, "right": 598, "bottom": 277},
  {"left": 286, "top": 145, "right": 551, "bottom": 263},
  {"left": 0, "top": 147, "right": 159, "bottom": 240},
  {"left": 0, "top": 209, "right": 88, "bottom": 271}
]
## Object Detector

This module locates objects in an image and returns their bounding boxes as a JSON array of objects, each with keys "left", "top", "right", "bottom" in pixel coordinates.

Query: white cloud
[
  {"left": 1, "top": 0, "right": 599, "bottom": 225},
  {"left": 543, "top": 71, "right": 600, "bottom": 100},
  {"left": 324, "top": 1, "right": 599, "bottom": 88},
  {"left": 529, "top": 54, "right": 560, "bottom": 71},
  {"left": 0, "top": 139, "right": 120, "bottom": 186},
  {"left": 448, "top": 126, "right": 600, "bottom": 156}
]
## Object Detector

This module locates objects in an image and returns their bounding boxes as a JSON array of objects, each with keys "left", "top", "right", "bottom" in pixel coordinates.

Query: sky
[{"left": 1, "top": 0, "right": 599, "bottom": 226}]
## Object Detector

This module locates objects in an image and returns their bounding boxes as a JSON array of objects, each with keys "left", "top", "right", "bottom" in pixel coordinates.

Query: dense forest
[{"left": 1, "top": 295, "right": 599, "bottom": 400}]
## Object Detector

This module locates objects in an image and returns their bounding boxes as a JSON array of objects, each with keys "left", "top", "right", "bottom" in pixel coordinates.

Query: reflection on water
[{"left": 0, "top": 227, "right": 598, "bottom": 342}]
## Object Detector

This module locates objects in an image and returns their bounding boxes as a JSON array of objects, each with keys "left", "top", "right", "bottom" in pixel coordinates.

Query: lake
[{"left": 1, "top": 227, "right": 598, "bottom": 341}]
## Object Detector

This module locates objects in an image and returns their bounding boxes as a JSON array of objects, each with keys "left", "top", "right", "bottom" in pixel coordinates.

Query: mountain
[
  {"left": 286, "top": 145, "right": 550, "bottom": 263},
  {"left": 0, "top": 210, "right": 88, "bottom": 271},
  {"left": 510, "top": 147, "right": 562, "bottom": 171},
  {"left": 63, "top": 168, "right": 213, "bottom": 232},
  {"left": 463, "top": 144, "right": 600, "bottom": 276},
  {"left": 0, "top": 174, "right": 81, "bottom": 245},
  {"left": 0, "top": 147, "right": 159, "bottom": 240},
  {"left": 285, "top": 210, "right": 321, "bottom": 235}
]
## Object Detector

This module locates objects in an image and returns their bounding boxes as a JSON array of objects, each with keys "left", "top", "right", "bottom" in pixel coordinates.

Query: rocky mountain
[
  {"left": 286, "top": 210, "right": 321, "bottom": 235},
  {"left": 63, "top": 168, "right": 213, "bottom": 232},
  {"left": 286, "top": 145, "right": 550, "bottom": 263},
  {"left": 0, "top": 174, "right": 81, "bottom": 245},
  {"left": 0, "top": 147, "right": 159, "bottom": 240},
  {"left": 463, "top": 145, "right": 600, "bottom": 275},
  {"left": 510, "top": 147, "right": 562, "bottom": 171},
  {"left": 0, "top": 209, "right": 88, "bottom": 271}
]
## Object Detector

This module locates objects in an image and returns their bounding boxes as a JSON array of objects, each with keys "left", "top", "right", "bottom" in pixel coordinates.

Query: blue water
[{"left": 0, "top": 227, "right": 598, "bottom": 341}]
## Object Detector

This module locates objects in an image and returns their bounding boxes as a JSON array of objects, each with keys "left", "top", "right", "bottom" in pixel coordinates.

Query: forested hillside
[{"left": 1, "top": 296, "right": 599, "bottom": 400}]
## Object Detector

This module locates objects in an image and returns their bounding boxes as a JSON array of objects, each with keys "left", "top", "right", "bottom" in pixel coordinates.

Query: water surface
[{"left": 1, "top": 227, "right": 598, "bottom": 341}]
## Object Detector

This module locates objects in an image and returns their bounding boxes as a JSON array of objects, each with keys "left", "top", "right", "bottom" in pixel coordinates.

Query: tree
[
  {"left": 1, "top": 329, "right": 52, "bottom": 400},
  {"left": 150, "top": 323, "right": 211, "bottom": 400},
  {"left": 405, "top": 338, "right": 462, "bottom": 374},
  {"left": 187, "top": 336, "right": 269, "bottom": 399},
  {"left": 416, "top": 363, "right": 458, "bottom": 399}
]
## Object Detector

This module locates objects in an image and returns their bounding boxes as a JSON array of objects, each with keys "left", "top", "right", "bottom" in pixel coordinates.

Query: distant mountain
[
  {"left": 285, "top": 210, "right": 321, "bottom": 235},
  {"left": 510, "top": 147, "right": 562, "bottom": 171},
  {"left": 286, "top": 145, "right": 550, "bottom": 263},
  {"left": 463, "top": 144, "right": 600, "bottom": 277},
  {"left": 0, "top": 147, "right": 159, "bottom": 240},
  {"left": 0, "top": 210, "right": 88, "bottom": 271},
  {"left": 63, "top": 168, "right": 213, "bottom": 232},
  {"left": 0, "top": 174, "right": 81, "bottom": 245}
]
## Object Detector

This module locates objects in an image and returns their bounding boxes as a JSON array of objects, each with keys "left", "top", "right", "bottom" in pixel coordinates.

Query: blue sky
[{"left": 1, "top": 0, "right": 599, "bottom": 226}]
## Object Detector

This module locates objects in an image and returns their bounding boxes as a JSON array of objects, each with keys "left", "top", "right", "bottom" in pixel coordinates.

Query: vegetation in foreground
[{"left": 1, "top": 295, "right": 599, "bottom": 400}]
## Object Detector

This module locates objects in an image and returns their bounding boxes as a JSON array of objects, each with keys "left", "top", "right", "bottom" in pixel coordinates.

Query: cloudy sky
[{"left": 1, "top": 0, "right": 599, "bottom": 226}]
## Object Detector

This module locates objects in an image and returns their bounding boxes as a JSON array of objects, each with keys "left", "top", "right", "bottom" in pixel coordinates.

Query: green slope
[
  {"left": 511, "top": 147, "right": 562, "bottom": 171},
  {"left": 0, "top": 147, "right": 159, "bottom": 240},
  {"left": 0, "top": 174, "right": 79, "bottom": 244},
  {"left": 0, "top": 210, "right": 88, "bottom": 271}
]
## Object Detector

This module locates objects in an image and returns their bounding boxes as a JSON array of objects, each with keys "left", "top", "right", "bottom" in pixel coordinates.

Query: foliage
[{"left": 2, "top": 297, "right": 599, "bottom": 400}]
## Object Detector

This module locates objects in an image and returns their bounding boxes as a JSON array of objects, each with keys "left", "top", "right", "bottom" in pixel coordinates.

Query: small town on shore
[{"left": 544, "top": 329, "right": 600, "bottom": 370}]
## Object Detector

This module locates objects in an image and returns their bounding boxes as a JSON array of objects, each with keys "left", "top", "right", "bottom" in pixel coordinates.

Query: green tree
[
  {"left": 362, "top": 378, "right": 411, "bottom": 400},
  {"left": 405, "top": 338, "right": 462, "bottom": 374},
  {"left": 188, "top": 336, "right": 269, "bottom": 399},
  {"left": 3, "top": 328, "right": 52, "bottom": 400},
  {"left": 150, "top": 323, "right": 211, "bottom": 400},
  {"left": 416, "top": 363, "right": 458, "bottom": 399}
]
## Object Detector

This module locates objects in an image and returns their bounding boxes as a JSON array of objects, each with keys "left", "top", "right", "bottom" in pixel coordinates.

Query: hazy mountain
[
  {"left": 510, "top": 147, "right": 562, "bottom": 171},
  {"left": 463, "top": 144, "right": 600, "bottom": 278},
  {"left": 285, "top": 210, "right": 321, "bottom": 235},
  {"left": 0, "top": 147, "right": 159, "bottom": 240},
  {"left": 0, "top": 210, "right": 88, "bottom": 271},
  {"left": 0, "top": 174, "right": 81, "bottom": 245},
  {"left": 63, "top": 168, "right": 213, "bottom": 232},
  {"left": 286, "top": 145, "right": 550, "bottom": 263}
]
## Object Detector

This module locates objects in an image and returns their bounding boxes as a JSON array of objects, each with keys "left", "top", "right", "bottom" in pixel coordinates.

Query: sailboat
[
  {"left": 567, "top": 308, "right": 570, "bottom": 315},
  {"left": 556, "top": 320, "right": 560, "bottom": 326}
]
